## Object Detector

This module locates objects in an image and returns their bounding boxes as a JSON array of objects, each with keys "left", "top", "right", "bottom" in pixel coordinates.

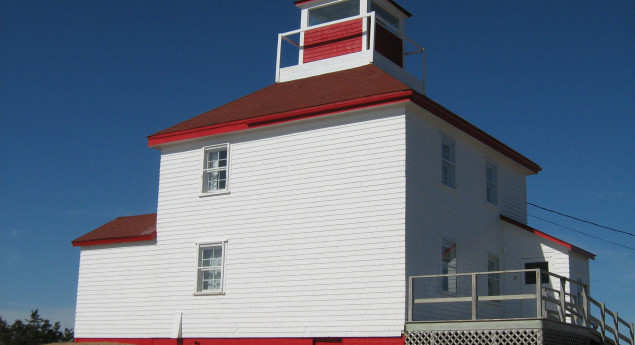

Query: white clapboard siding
[
  {"left": 404, "top": 105, "right": 534, "bottom": 321},
  {"left": 75, "top": 107, "right": 407, "bottom": 338},
  {"left": 404, "top": 104, "right": 532, "bottom": 272}
]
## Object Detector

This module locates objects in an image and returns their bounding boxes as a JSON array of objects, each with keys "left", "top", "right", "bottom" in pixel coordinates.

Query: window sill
[
  {"left": 193, "top": 291, "right": 225, "bottom": 296},
  {"left": 199, "top": 190, "right": 230, "bottom": 198},
  {"left": 439, "top": 183, "right": 457, "bottom": 193},
  {"left": 484, "top": 200, "right": 499, "bottom": 210}
]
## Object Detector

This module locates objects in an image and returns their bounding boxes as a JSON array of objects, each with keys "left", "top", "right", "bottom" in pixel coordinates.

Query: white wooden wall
[
  {"left": 75, "top": 106, "right": 407, "bottom": 338},
  {"left": 404, "top": 104, "right": 534, "bottom": 321},
  {"left": 75, "top": 98, "right": 577, "bottom": 333}
]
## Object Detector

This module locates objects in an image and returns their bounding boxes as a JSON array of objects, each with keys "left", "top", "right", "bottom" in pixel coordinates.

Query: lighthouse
[{"left": 71, "top": 1, "right": 612, "bottom": 344}]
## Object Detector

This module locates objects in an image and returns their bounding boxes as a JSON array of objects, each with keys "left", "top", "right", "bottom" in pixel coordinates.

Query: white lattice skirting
[{"left": 405, "top": 329, "right": 591, "bottom": 345}]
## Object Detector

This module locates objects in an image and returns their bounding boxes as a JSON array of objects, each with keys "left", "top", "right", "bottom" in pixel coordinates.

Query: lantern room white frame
[{"left": 276, "top": 0, "right": 426, "bottom": 94}]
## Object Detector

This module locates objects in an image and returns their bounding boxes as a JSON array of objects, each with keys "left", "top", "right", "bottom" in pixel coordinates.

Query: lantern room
[{"left": 277, "top": 0, "right": 425, "bottom": 93}]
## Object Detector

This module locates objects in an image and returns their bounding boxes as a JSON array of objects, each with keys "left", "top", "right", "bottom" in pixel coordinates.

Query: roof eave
[
  {"left": 148, "top": 90, "right": 541, "bottom": 174},
  {"left": 500, "top": 215, "right": 596, "bottom": 260},
  {"left": 147, "top": 90, "right": 414, "bottom": 147},
  {"left": 411, "top": 94, "right": 542, "bottom": 174}
]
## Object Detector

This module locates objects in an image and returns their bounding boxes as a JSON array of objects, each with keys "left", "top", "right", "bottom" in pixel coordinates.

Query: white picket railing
[{"left": 408, "top": 269, "right": 634, "bottom": 345}]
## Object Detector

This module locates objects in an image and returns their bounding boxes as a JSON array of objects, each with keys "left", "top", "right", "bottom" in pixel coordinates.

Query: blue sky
[{"left": 1, "top": 0, "right": 633, "bottom": 330}]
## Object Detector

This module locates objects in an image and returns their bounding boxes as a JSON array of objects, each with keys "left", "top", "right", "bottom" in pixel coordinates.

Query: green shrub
[{"left": 0, "top": 309, "right": 73, "bottom": 345}]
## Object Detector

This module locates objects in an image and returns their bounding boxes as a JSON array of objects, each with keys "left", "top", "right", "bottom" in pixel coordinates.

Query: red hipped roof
[
  {"left": 148, "top": 65, "right": 541, "bottom": 173},
  {"left": 72, "top": 213, "right": 157, "bottom": 247}
]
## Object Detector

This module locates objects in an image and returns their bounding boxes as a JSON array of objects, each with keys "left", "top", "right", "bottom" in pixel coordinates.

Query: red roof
[
  {"left": 72, "top": 213, "right": 157, "bottom": 247},
  {"left": 500, "top": 215, "right": 595, "bottom": 259},
  {"left": 293, "top": 0, "right": 413, "bottom": 17},
  {"left": 148, "top": 65, "right": 541, "bottom": 173},
  {"left": 150, "top": 65, "right": 410, "bottom": 137}
]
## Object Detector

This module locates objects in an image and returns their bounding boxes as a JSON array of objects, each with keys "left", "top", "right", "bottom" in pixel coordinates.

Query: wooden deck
[{"left": 408, "top": 269, "right": 634, "bottom": 345}]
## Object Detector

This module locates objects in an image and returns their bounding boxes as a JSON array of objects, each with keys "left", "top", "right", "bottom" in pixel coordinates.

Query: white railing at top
[
  {"left": 275, "top": 11, "right": 426, "bottom": 92},
  {"left": 408, "top": 269, "right": 634, "bottom": 345}
]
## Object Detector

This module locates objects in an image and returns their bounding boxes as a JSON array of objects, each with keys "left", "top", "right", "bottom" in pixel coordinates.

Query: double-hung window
[
  {"left": 441, "top": 239, "right": 457, "bottom": 293},
  {"left": 486, "top": 161, "right": 498, "bottom": 205},
  {"left": 441, "top": 135, "right": 456, "bottom": 188},
  {"left": 487, "top": 254, "right": 500, "bottom": 296},
  {"left": 196, "top": 242, "right": 226, "bottom": 293},
  {"left": 202, "top": 144, "right": 229, "bottom": 194}
]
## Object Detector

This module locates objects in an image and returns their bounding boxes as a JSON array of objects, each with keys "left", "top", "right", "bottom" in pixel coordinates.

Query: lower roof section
[
  {"left": 500, "top": 215, "right": 595, "bottom": 259},
  {"left": 72, "top": 213, "right": 157, "bottom": 247}
]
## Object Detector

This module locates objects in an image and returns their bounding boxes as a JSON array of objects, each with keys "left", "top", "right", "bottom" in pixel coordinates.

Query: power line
[
  {"left": 527, "top": 202, "right": 634, "bottom": 237},
  {"left": 529, "top": 214, "right": 635, "bottom": 251}
]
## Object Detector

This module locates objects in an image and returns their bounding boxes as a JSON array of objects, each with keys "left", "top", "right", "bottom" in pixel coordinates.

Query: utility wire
[
  {"left": 527, "top": 202, "right": 634, "bottom": 237},
  {"left": 529, "top": 214, "right": 635, "bottom": 251}
]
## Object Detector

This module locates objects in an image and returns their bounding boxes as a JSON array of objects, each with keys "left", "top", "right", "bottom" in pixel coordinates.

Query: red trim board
[{"left": 75, "top": 336, "right": 405, "bottom": 345}]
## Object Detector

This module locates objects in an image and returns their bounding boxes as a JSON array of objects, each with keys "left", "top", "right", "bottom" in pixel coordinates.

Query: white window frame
[
  {"left": 194, "top": 241, "right": 227, "bottom": 295},
  {"left": 201, "top": 144, "right": 230, "bottom": 196},
  {"left": 370, "top": 0, "right": 400, "bottom": 31},
  {"left": 486, "top": 160, "right": 498, "bottom": 205},
  {"left": 307, "top": 0, "right": 360, "bottom": 27},
  {"left": 441, "top": 134, "right": 456, "bottom": 189},
  {"left": 487, "top": 254, "right": 501, "bottom": 296},
  {"left": 441, "top": 239, "right": 457, "bottom": 294}
]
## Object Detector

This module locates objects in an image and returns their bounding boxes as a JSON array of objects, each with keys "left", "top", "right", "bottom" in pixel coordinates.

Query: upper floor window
[
  {"left": 308, "top": 0, "right": 360, "bottom": 26},
  {"left": 486, "top": 161, "right": 498, "bottom": 205},
  {"left": 202, "top": 144, "right": 229, "bottom": 194},
  {"left": 441, "top": 135, "right": 456, "bottom": 188},
  {"left": 441, "top": 239, "right": 457, "bottom": 293},
  {"left": 196, "top": 242, "right": 226, "bottom": 293}
]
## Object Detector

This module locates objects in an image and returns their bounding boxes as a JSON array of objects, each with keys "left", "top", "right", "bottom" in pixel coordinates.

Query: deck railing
[
  {"left": 408, "top": 269, "right": 634, "bottom": 345},
  {"left": 275, "top": 11, "right": 425, "bottom": 91}
]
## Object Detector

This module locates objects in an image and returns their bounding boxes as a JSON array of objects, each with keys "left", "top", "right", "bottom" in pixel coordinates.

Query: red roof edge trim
[
  {"left": 72, "top": 233, "right": 156, "bottom": 247},
  {"left": 148, "top": 90, "right": 413, "bottom": 147},
  {"left": 411, "top": 94, "right": 542, "bottom": 174},
  {"left": 500, "top": 215, "right": 595, "bottom": 260},
  {"left": 148, "top": 123, "right": 249, "bottom": 146}
]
